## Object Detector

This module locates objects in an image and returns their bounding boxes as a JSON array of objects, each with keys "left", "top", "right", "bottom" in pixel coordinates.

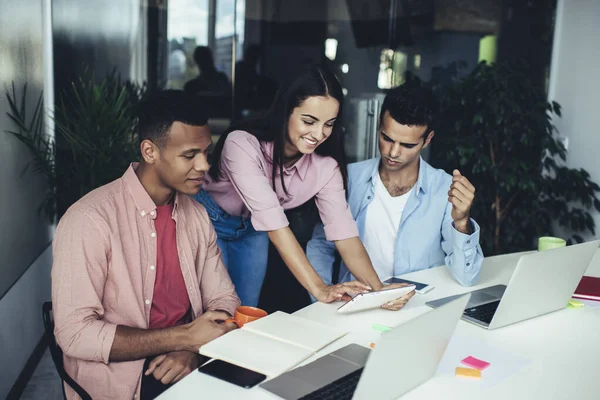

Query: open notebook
[{"left": 199, "top": 311, "right": 348, "bottom": 377}]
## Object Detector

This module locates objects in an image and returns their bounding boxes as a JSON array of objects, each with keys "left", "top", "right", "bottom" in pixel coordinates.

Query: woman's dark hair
[{"left": 209, "top": 64, "right": 348, "bottom": 194}]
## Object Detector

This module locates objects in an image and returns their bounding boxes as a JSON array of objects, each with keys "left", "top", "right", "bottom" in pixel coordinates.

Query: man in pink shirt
[{"left": 51, "top": 90, "right": 240, "bottom": 400}]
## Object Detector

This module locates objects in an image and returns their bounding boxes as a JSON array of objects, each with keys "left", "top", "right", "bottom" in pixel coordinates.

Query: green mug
[{"left": 538, "top": 236, "right": 566, "bottom": 251}]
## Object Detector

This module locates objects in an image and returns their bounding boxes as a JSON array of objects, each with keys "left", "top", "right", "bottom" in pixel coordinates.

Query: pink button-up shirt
[
  {"left": 203, "top": 130, "right": 359, "bottom": 240},
  {"left": 51, "top": 164, "right": 240, "bottom": 400}
]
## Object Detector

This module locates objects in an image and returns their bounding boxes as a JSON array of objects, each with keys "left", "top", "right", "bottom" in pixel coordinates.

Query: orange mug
[{"left": 225, "top": 306, "right": 268, "bottom": 328}]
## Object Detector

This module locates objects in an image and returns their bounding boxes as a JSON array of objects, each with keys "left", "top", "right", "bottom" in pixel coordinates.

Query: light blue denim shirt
[{"left": 307, "top": 157, "right": 484, "bottom": 289}]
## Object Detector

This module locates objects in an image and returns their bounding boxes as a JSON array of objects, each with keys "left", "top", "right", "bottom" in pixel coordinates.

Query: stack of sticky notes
[
  {"left": 455, "top": 356, "right": 490, "bottom": 380},
  {"left": 568, "top": 299, "right": 585, "bottom": 308},
  {"left": 372, "top": 324, "right": 392, "bottom": 332},
  {"left": 455, "top": 367, "right": 481, "bottom": 379}
]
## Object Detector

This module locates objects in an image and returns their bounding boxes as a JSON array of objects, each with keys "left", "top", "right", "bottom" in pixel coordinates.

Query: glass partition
[{"left": 162, "top": 0, "right": 537, "bottom": 163}]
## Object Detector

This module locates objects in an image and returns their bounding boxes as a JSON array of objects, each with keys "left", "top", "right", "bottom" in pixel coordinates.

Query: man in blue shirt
[{"left": 307, "top": 84, "right": 483, "bottom": 302}]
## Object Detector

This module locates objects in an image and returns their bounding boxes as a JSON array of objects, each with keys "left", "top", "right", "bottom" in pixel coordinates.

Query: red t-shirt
[{"left": 149, "top": 203, "right": 191, "bottom": 329}]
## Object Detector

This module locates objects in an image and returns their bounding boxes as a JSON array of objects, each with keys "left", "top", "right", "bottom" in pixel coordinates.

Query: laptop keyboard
[
  {"left": 463, "top": 300, "right": 501, "bottom": 325},
  {"left": 298, "top": 368, "right": 364, "bottom": 400}
]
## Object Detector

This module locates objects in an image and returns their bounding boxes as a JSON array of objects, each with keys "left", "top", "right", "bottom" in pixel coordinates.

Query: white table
[{"left": 160, "top": 251, "right": 600, "bottom": 400}]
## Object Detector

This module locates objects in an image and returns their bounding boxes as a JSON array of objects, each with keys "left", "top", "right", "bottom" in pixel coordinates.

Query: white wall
[
  {"left": 0, "top": 0, "right": 54, "bottom": 396},
  {"left": 0, "top": 245, "right": 53, "bottom": 398},
  {"left": 0, "top": 0, "right": 51, "bottom": 299},
  {"left": 548, "top": 0, "right": 600, "bottom": 241}
]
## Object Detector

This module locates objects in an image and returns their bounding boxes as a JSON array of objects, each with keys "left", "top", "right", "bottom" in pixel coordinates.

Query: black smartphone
[
  {"left": 384, "top": 277, "right": 431, "bottom": 293},
  {"left": 197, "top": 359, "right": 266, "bottom": 389}
]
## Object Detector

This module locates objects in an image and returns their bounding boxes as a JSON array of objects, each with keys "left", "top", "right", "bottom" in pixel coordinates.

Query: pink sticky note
[{"left": 461, "top": 356, "right": 490, "bottom": 371}]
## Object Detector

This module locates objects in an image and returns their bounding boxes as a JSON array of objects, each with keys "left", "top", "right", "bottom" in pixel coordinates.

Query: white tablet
[{"left": 337, "top": 285, "right": 416, "bottom": 314}]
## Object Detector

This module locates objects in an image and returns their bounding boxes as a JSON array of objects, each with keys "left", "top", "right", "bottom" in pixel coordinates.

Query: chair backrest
[{"left": 42, "top": 301, "right": 93, "bottom": 400}]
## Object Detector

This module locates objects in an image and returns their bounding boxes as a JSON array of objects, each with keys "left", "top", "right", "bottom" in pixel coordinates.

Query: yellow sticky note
[
  {"left": 455, "top": 367, "right": 482, "bottom": 379},
  {"left": 568, "top": 299, "right": 585, "bottom": 308}
]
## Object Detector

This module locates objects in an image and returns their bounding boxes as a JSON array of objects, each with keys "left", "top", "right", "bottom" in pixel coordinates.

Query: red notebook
[{"left": 572, "top": 276, "right": 600, "bottom": 301}]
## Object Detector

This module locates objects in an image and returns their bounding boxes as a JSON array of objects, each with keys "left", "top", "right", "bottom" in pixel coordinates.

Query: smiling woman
[
  {"left": 193, "top": 64, "right": 386, "bottom": 308},
  {"left": 285, "top": 96, "right": 338, "bottom": 160}
]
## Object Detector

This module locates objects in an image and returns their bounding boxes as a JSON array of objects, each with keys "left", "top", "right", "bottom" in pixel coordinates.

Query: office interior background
[{"left": 1, "top": 0, "right": 599, "bottom": 397}]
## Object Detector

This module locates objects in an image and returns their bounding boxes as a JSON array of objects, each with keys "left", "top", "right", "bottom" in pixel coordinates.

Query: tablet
[{"left": 337, "top": 285, "right": 416, "bottom": 314}]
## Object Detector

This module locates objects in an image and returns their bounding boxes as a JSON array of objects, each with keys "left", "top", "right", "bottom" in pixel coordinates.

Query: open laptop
[
  {"left": 426, "top": 240, "right": 600, "bottom": 330},
  {"left": 260, "top": 294, "right": 470, "bottom": 400}
]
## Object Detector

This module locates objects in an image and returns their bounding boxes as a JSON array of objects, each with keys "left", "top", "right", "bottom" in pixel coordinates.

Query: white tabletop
[{"left": 160, "top": 251, "right": 600, "bottom": 400}]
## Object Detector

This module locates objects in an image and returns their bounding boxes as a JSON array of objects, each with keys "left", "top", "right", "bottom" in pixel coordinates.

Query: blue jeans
[{"left": 194, "top": 190, "right": 269, "bottom": 307}]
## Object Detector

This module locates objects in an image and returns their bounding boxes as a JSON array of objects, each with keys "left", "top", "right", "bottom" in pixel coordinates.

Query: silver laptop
[
  {"left": 427, "top": 240, "right": 599, "bottom": 330},
  {"left": 260, "top": 294, "right": 470, "bottom": 400}
]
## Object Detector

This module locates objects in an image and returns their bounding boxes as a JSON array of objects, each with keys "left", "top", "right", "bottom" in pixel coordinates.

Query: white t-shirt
[{"left": 363, "top": 172, "right": 413, "bottom": 279}]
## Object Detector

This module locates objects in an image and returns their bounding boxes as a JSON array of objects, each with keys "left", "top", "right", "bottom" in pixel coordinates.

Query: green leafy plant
[
  {"left": 4, "top": 71, "right": 146, "bottom": 221},
  {"left": 430, "top": 61, "right": 600, "bottom": 255},
  {"left": 54, "top": 71, "right": 146, "bottom": 215},
  {"left": 5, "top": 83, "right": 57, "bottom": 221}
]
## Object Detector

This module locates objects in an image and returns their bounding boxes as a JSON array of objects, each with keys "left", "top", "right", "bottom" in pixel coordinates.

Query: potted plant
[
  {"left": 429, "top": 61, "right": 600, "bottom": 256},
  {"left": 4, "top": 71, "right": 146, "bottom": 222},
  {"left": 5, "top": 83, "right": 56, "bottom": 221}
]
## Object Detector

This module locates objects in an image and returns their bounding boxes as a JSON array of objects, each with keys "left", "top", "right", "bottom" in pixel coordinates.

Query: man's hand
[
  {"left": 448, "top": 169, "right": 476, "bottom": 233},
  {"left": 182, "top": 311, "right": 237, "bottom": 353},
  {"left": 379, "top": 283, "right": 416, "bottom": 311},
  {"left": 144, "top": 350, "right": 202, "bottom": 385},
  {"left": 314, "top": 281, "right": 371, "bottom": 303}
]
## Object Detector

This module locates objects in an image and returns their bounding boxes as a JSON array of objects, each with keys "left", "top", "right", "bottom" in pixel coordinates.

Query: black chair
[{"left": 42, "top": 301, "right": 92, "bottom": 400}]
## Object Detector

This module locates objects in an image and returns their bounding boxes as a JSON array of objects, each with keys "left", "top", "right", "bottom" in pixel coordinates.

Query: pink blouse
[{"left": 202, "top": 130, "right": 358, "bottom": 241}]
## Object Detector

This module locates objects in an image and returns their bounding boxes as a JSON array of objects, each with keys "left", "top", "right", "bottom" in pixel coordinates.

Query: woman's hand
[{"left": 314, "top": 280, "right": 372, "bottom": 303}]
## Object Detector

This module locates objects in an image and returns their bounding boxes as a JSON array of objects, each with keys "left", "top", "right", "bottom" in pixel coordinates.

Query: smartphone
[
  {"left": 197, "top": 359, "right": 266, "bottom": 389},
  {"left": 384, "top": 277, "right": 434, "bottom": 294}
]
